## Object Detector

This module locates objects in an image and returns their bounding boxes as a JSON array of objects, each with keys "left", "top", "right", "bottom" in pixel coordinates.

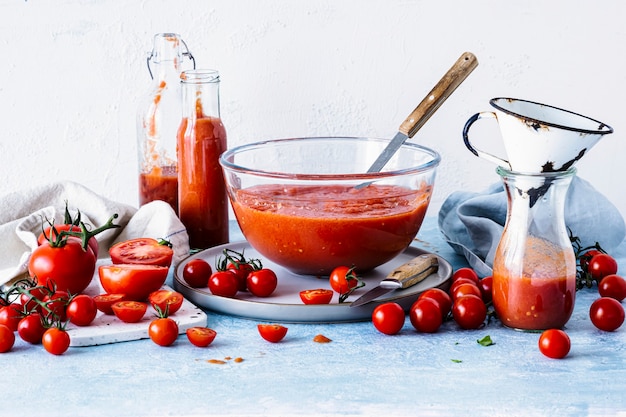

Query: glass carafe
[{"left": 492, "top": 167, "right": 577, "bottom": 330}]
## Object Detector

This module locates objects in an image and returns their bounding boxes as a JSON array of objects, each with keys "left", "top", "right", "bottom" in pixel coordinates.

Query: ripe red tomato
[
  {"left": 587, "top": 254, "right": 618, "bottom": 281},
  {"left": 42, "top": 327, "right": 71, "bottom": 355},
  {"left": 598, "top": 274, "right": 626, "bottom": 302},
  {"left": 17, "top": 313, "right": 46, "bottom": 344},
  {"left": 227, "top": 261, "right": 254, "bottom": 292},
  {"left": 449, "top": 278, "right": 478, "bottom": 296},
  {"left": 186, "top": 327, "right": 217, "bottom": 347},
  {"left": 452, "top": 294, "right": 487, "bottom": 330},
  {"left": 372, "top": 302, "right": 406, "bottom": 335},
  {"left": 66, "top": 294, "right": 98, "bottom": 326},
  {"left": 38, "top": 224, "right": 99, "bottom": 258},
  {"left": 0, "top": 324, "right": 15, "bottom": 353},
  {"left": 148, "top": 317, "right": 179, "bottom": 347},
  {"left": 208, "top": 271, "right": 239, "bottom": 298},
  {"left": 299, "top": 289, "right": 334, "bottom": 305},
  {"left": 109, "top": 238, "right": 174, "bottom": 267},
  {"left": 580, "top": 249, "right": 602, "bottom": 272},
  {"left": 409, "top": 298, "right": 442, "bottom": 333},
  {"left": 538, "top": 329, "right": 570, "bottom": 359},
  {"left": 43, "top": 290, "right": 69, "bottom": 322},
  {"left": 257, "top": 324, "right": 288, "bottom": 343},
  {"left": 418, "top": 288, "right": 452, "bottom": 319},
  {"left": 479, "top": 276, "right": 493, "bottom": 304},
  {"left": 452, "top": 267, "right": 479, "bottom": 285},
  {"left": 329, "top": 266, "right": 360, "bottom": 294},
  {"left": 93, "top": 293, "right": 125, "bottom": 315},
  {"left": 148, "top": 290, "right": 184, "bottom": 315},
  {"left": 99, "top": 264, "right": 168, "bottom": 301},
  {"left": 0, "top": 303, "right": 23, "bottom": 331},
  {"left": 247, "top": 269, "right": 278, "bottom": 297},
  {"left": 451, "top": 283, "right": 483, "bottom": 301},
  {"left": 589, "top": 297, "right": 625, "bottom": 332},
  {"left": 182, "top": 259, "right": 212, "bottom": 288},
  {"left": 111, "top": 301, "right": 147, "bottom": 323},
  {"left": 28, "top": 238, "right": 97, "bottom": 295}
]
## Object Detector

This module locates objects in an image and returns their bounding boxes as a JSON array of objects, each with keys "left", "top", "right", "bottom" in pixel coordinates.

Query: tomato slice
[
  {"left": 109, "top": 238, "right": 174, "bottom": 267},
  {"left": 148, "top": 290, "right": 184, "bottom": 315},
  {"left": 257, "top": 324, "right": 288, "bottom": 343},
  {"left": 299, "top": 289, "right": 333, "bottom": 305},
  {"left": 93, "top": 293, "right": 126, "bottom": 315},
  {"left": 186, "top": 327, "right": 217, "bottom": 347},
  {"left": 99, "top": 264, "right": 168, "bottom": 301},
  {"left": 111, "top": 301, "right": 147, "bottom": 323}
]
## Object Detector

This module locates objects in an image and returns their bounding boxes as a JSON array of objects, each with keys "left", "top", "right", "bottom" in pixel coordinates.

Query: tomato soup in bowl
[{"left": 220, "top": 137, "right": 440, "bottom": 275}]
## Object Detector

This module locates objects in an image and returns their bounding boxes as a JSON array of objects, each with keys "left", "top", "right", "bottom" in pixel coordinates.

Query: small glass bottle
[
  {"left": 177, "top": 69, "right": 229, "bottom": 249},
  {"left": 137, "top": 33, "right": 194, "bottom": 214},
  {"left": 492, "top": 167, "right": 577, "bottom": 330}
]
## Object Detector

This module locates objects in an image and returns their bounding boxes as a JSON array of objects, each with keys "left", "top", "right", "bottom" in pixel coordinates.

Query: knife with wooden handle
[{"left": 350, "top": 254, "right": 439, "bottom": 307}]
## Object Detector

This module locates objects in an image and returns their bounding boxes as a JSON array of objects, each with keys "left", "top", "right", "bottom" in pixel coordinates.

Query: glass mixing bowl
[{"left": 220, "top": 137, "right": 440, "bottom": 276}]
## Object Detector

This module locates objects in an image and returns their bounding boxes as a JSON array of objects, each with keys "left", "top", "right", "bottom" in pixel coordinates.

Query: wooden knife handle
[
  {"left": 385, "top": 254, "right": 439, "bottom": 289},
  {"left": 398, "top": 52, "right": 478, "bottom": 138}
]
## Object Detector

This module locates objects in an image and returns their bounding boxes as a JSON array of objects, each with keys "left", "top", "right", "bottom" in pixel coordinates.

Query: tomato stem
[{"left": 46, "top": 213, "right": 121, "bottom": 251}]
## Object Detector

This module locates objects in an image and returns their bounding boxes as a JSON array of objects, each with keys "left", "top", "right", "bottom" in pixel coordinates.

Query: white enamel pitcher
[{"left": 463, "top": 98, "right": 613, "bottom": 173}]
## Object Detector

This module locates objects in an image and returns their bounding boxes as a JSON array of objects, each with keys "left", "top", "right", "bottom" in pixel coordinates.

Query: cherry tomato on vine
[
  {"left": 452, "top": 294, "right": 487, "bottom": 330},
  {"left": 580, "top": 249, "right": 602, "bottom": 272},
  {"left": 587, "top": 253, "right": 618, "bottom": 281},
  {"left": 148, "top": 290, "right": 184, "bottom": 315},
  {"left": 186, "top": 327, "right": 217, "bottom": 347},
  {"left": 66, "top": 294, "right": 98, "bottom": 326},
  {"left": 452, "top": 267, "right": 479, "bottom": 285},
  {"left": 17, "top": 313, "right": 46, "bottom": 344},
  {"left": 111, "top": 301, "right": 147, "bottom": 323},
  {"left": 372, "top": 302, "right": 405, "bottom": 335},
  {"left": 538, "top": 329, "right": 570, "bottom": 359},
  {"left": 589, "top": 297, "right": 625, "bottom": 332},
  {"left": 299, "top": 289, "right": 334, "bottom": 305},
  {"left": 418, "top": 288, "right": 452, "bottom": 319},
  {"left": 0, "top": 303, "right": 23, "bottom": 331},
  {"left": 43, "top": 290, "right": 69, "bottom": 322},
  {"left": 598, "top": 274, "right": 626, "bottom": 302},
  {"left": 42, "top": 327, "right": 71, "bottom": 355},
  {"left": 20, "top": 286, "right": 48, "bottom": 314},
  {"left": 93, "top": 293, "right": 125, "bottom": 315},
  {"left": 257, "top": 324, "right": 288, "bottom": 343},
  {"left": 208, "top": 271, "right": 239, "bottom": 298},
  {"left": 0, "top": 324, "right": 15, "bottom": 353},
  {"left": 182, "top": 259, "right": 212, "bottom": 288},
  {"left": 228, "top": 261, "right": 254, "bottom": 292},
  {"left": 247, "top": 269, "right": 278, "bottom": 297},
  {"left": 329, "top": 266, "right": 362, "bottom": 302},
  {"left": 149, "top": 317, "right": 179, "bottom": 347},
  {"left": 409, "top": 298, "right": 442, "bottom": 333},
  {"left": 38, "top": 224, "right": 99, "bottom": 258},
  {"left": 109, "top": 238, "right": 173, "bottom": 267}
]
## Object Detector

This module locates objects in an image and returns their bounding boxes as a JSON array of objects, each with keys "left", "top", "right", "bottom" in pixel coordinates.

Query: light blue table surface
[{"left": 4, "top": 218, "right": 626, "bottom": 417}]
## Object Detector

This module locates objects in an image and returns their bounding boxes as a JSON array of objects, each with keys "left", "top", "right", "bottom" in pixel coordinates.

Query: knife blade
[
  {"left": 360, "top": 52, "right": 478, "bottom": 179},
  {"left": 350, "top": 253, "right": 439, "bottom": 307}
]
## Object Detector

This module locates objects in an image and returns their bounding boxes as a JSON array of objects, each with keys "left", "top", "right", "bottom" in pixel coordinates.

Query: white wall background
[{"left": 1, "top": 0, "right": 625, "bottom": 220}]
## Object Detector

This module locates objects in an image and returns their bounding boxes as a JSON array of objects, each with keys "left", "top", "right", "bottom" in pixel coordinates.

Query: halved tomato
[
  {"left": 257, "top": 324, "right": 288, "bottom": 343},
  {"left": 109, "top": 238, "right": 173, "bottom": 267},
  {"left": 111, "top": 301, "right": 147, "bottom": 323},
  {"left": 299, "top": 289, "right": 333, "bottom": 305},
  {"left": 186, "top": 327, "right": 217, "bottom": 347},
  {"left": 93, "top": 293, "right": 126, "bottom": 315},
  {"left": 99, "top": 264, "right": 168, "bottom": 301},
  {"left": 148, "top": 289, "right": 184, "bottom": 315}
]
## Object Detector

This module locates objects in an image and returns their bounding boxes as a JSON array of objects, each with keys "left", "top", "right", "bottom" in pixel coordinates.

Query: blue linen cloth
[{"left": 438, "top": 176, "right": 626, "bottom": 277}]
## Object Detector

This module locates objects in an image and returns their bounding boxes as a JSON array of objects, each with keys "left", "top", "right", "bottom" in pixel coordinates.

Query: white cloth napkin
[
  {"left": 438, "top": 176, "right": 626, "bottom": 277},
  {"left": 0, "top": 181, "right": 189, "bottom": 287}
]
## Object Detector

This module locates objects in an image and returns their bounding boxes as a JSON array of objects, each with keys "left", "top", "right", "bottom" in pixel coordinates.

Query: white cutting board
[{"left": 66, "top": 260, "right": 207, "bottom": 347}]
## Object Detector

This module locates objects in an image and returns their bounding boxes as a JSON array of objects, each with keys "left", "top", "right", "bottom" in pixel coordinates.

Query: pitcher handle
[{"left": 462, "top": 112, "right": 512, "bottom": 169}]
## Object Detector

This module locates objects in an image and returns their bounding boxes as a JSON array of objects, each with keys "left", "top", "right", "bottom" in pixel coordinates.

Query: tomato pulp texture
[
  {"left": 493, "top": 236, "right": 576, "bottom": 330},
  {"left": 139, "top": 165, "right": 178, "bottom": 214},
  {"left": 232, "top": 184, "right": 431, "bottom": 275},
  {"left": 178, "top": 116, "right": 229, "bottom": 249}
]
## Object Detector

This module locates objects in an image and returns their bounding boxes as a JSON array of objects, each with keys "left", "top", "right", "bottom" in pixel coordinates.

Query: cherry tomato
[
  {"left": 257, "top": 324, "right": 288, "bottom": 343},
  {"left": 418, "top": 288, "right": 452, "bottom": 319},
  {"left": 451, "top": 283, "right": 483, "bottom": 301},
  {"left": 148, "top": 290, "right": 184, "bottom": 315},
  {"left": 372, "top": 302, "right": 406, "bottom": 335},
  {"left": 20, "top": 285, "right": 49, "bottom": 314},
  {"left": 109, "top": 238, "right": 174, "bottom": 267},
  {"left": 66, "top": 294, "right": 98, "bottom": 326},
  {"left": 538, "top": 329, "right": 570, "bottom": 359},
  {"left": 43, "top": 290, "right": 69, "bottom": 322},
  {"left": 28, "top": 238, "right": 96, "bottom": 295},
  {"left": 588, "top": 253, "right": 618, "bottom": 281},
  {"left": 182, "top": 259, "right": 212, "bottom": 288},
  {"left": 17, "top": 313, "right": 46, "bottom": 344},
  {"left": 452, "top": 267, "right": 479, "bottom": 285},
  {"left": 329, "top": 266, "right": 359, "bottom": 294},
  {"left": 42, "top": 327, "right": 71, "bottom": 355},
  {"left": 93, "top": 293, "right": 125, "bottom": 315},
  {"left": 589, "top": 297, "right": 625, "bottom": 332},
  {"left": 247, "top": 269, "right": 278, "bottom": 297},
  {"left": 452, "top": 294, "right": 487, "bottom": 330},
  {"left": 598, "top": 274, "right": 626, "bottom": 302},
  {"left": 0, "top": 324, "right": 15, "bottom": 353},
  {"left": 111, "top": 301, "right": 148, "bottom": 323},
  {"left": 148, "top": 317, "right": 179, "bottom": 347},
  {"left": 580, "top": 249, "right": 602, "bottom": 272},
  {"left": 479, "top": 276, "right": 493, "bottom": 304},
  {"left": 449, "top": 278, "right": 479, "bottom": 296},
  {"left": 99, "top": 264, "right": 168, "bottom": 301},
  {"left": 227, "top": 261, "right": 254, "bottom": 292},
  {"left": 208, "top": 271, "right": 239, "bottom": 298},
  {"left": 38, "top": 224, "right": 99, "bottom": 258},
  {"left": 409, "top": 298, "right": 442, "bottom": 333},
  {"left": 186, "top": 327, "right": 217, "bottom": 347},
  {"left": 299, "top": 289, "right": 334, "bottom": 305},
  {"left": 0, "top": 303, "right": 23, "bottom": 331}
]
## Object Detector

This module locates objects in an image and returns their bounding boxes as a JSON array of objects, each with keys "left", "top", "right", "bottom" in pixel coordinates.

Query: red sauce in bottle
[{"left": 138, "top": 165, "right": 178, "bottom": 214}]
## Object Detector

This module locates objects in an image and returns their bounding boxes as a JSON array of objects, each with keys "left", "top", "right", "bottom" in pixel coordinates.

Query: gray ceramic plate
[{"left": 173, "top": 241, "right": 452, "bottom": 323}]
